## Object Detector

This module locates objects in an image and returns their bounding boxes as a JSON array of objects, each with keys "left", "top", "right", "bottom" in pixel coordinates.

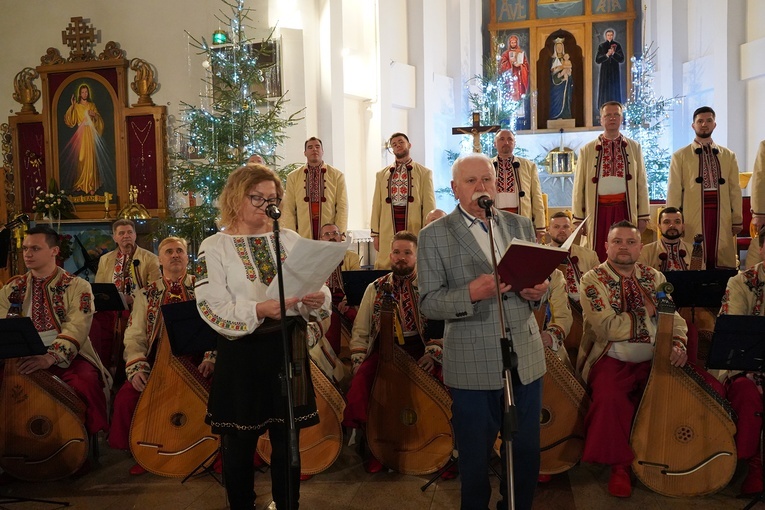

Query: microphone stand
[
  {"left": 482, "top": 200, "right": 518, "bottom": 510},
  {"left": 268, "top": 204, "right": 299, "bottom": 510}
]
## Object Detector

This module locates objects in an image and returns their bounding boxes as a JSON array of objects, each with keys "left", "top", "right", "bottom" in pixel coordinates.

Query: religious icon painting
[
  {"left": 496, "top": 29, "right": 532, "bottom": 131},
  {"left": 592, "top": 20, "right": 628, "bottom": 123},
  {"left": 55, "top": 75, "right": 118, "bottom": 198}
]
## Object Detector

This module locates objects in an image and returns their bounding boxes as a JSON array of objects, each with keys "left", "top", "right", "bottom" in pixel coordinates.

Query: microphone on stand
[
  {"left": 266, "top": 203, "right": 282, "bottom": 220},
  {"left": 477, "top": 195, "right": 494, "bottom": 210}
]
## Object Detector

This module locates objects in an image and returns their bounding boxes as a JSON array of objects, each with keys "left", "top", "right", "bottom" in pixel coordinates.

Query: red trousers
[
  {"left": 108, "top": 380, "right": 141, "bottom": 450},
  {"left": 342, "top": 340, "right": 435, "bottom": 429},
  {"left": 49, "top": 358, "right": 108, "bottom": 435},
  {"left": 594, "top": 196, "right": 628, "bottom": 262},
  {"left": 582, "top": 355, "right": 651, "bottom": 466},
  {"left": 726, "top": 376, "right": 763, "bottom": 460}
]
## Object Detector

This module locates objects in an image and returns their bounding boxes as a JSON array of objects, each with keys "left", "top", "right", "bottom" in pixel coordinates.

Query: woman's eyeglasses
[{"left": 249, "top": 195, "right": 282, "bottom": 208}]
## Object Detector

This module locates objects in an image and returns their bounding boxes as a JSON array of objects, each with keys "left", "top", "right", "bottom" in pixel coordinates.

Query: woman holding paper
[{"left": 194, "top": 164, "right": 330, "bottom": 510}]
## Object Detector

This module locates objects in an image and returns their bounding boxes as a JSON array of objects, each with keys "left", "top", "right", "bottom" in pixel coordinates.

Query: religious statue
[
  {"left": 595, "top": 29, "right": 625, "bottom": 108},
  {"left": 549, "top": 38, "right": 574, "bottom": 120}
]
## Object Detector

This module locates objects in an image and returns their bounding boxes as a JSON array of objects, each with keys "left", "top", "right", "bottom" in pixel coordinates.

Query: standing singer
[
  {"left": 194, "top": 164, "right": 330, "bottom": 509},
  {"left": 418, "top": 153, "right": 548, "bottom": 510}
]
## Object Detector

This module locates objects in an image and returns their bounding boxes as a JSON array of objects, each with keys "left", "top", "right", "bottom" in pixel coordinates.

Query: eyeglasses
[
  {"left": 321, "top": 230, "right": 342, "bottom": 238},
  {"left": 248, "top": 195, "right": 282, "bottom": 208}
]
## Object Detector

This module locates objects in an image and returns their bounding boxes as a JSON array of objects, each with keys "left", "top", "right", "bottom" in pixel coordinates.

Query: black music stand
[
  {"left": 705, "top": 315, "right": 765, "bottom": 509},
  {"left": 662, "top": 269, "right": 736, "bottom": 320},
  {"left": 91, "top": 283, "right": 128, "bottom": 312},
  {"left": 0, "top": 318, "right": 71, "bottom": 507},
  {"left": 341, "top": 270, "right": 390, "bottom": 307},
  {"left": 161, "top": 301, "right": 220, "bottom": 356},
  {"left": 159, "top": 301, "right": 224, "bottom": 486}
]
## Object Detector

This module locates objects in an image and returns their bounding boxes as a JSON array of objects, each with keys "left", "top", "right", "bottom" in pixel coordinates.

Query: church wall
[{"left": 743, "top": 0, "right": 765, "bottom": 174}]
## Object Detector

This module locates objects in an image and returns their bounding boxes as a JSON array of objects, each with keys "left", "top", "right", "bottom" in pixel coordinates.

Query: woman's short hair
[{"left": 218, "top": 164, "right": 283, "bottom": 228}]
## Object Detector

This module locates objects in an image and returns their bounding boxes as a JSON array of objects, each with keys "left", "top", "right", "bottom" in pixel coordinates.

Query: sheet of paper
[
  {"left": 265, "top": 235, "right": 352, "bottom": 300},
  {"left": 562, "top": 216, "right": 587, "bottom": 250}
]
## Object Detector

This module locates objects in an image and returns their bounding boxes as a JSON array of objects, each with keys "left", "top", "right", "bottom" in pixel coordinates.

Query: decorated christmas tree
[
  {"left": 162, "top": 0, "right": 301, "bottom": 258},
  {"left": 623, "top": 43, "right": 681, "bottom": 201}
]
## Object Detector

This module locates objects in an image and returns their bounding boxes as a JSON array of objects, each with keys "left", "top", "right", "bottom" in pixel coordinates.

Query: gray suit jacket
[{"left": 418, "top": 208, "right": 546, "bottom": 390}]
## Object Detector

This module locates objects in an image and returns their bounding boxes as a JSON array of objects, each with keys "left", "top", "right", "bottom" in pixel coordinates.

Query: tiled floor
[{"left": 0, "top": 434, "right": 755, "bottom": 509}]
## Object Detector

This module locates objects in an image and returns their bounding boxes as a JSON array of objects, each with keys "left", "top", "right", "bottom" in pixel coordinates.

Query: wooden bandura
[
  {"left": 257, "top": 359, "right": 346, "bottom": 475},
  {"left": 365, "top": 284, "right": 453, "bottom": 475},
  {"left": 540, "top": 348, "right": 590, "bottom": 474},
  {"left": 129, "top": 324, "right": 219, "bottom": 478},
  {"left": 0, "top": 358, "right": 88, "bottom": 481},
  {"left": 630, "top": 282, "right": 737, "bottom": 497}
]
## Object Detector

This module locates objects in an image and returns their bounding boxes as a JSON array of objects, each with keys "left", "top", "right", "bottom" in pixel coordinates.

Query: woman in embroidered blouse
[{"left": 195, "top": 164, "right": 330, "bottom": 510}]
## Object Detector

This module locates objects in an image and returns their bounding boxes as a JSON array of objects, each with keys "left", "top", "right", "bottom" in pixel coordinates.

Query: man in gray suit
[{"left": 419, "top": 153, "right": 548, "bottom": 510}]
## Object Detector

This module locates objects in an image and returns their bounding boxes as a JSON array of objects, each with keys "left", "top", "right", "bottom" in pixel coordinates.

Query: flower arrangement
[
  {"left": 57, "top": 234, "right": 73, "bottom": 265},
  {"left": 33, "top": 179, "right": 75, "bottom": 219}
]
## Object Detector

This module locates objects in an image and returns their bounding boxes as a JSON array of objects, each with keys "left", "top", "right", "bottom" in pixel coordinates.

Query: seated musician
[
  {"left": 638, "top": 206, "right": 709, "bottom": 365},
  {"left": 0, "top": 225, "right": 110, "bottom": 440},
  {"left": 717, "top": 225, "right": 765, "bottom": 495},
  {"left": 638, "top": 207, "right": 704, "bottom": 271},
  {"left": 342, "top": 231, "right": 442, "bottom": 473},
  {"left": 547, "top": 211, "right": 599, "bottom": 304},
  {"left": 577, "top": 221, "right": 688, "bottom": 498},
  {"left": 320, "top": 223, "right": 361, "bottom": 357},
  {"left": 536, "top": 268, "right": 574, "bottom": 484},
  {"left": 93, "top": 219, "right": 160, "bottom": 380},
  {"left": 108, "top": 236, "right": 215, "bottom": 475},
  {"left": 540, "top": 269, "right": 573, "bottom": 367},
  {"left": 95, "top": 219, "right": 161, "bottom": 305}
]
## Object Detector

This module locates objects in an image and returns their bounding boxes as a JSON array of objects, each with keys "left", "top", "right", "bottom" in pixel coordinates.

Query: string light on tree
[
  {"left": 623, "top": 43, "right": 682, "bottom": 201},
  {"left": 162, "top": 0, "right": 302, "bottom": 266}
]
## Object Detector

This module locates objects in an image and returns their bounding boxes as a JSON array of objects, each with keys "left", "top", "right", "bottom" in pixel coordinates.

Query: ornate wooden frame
[
  {"left": 488, "top": 0, "right": 638, "bottom": 131},
  {"left": 6, "top": 17, "right": 167, "bottom": 220}
]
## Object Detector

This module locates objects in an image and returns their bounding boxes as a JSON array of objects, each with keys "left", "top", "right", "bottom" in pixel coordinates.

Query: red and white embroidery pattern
[
  {"left": 389, "top": 163, "right": 410, "bottom": 206},
  {"left": 31, "top": 276, "right": 56, "bottom": 332},
  {"left": 700, "top": 145, "right": 721, "bottom": 190},
  {"left": 598, "top": 135, "right": 626, "bottom": 178},
  {"left": 496, "top": 157, "right": 516, "bottom": 193},
  {"left": 306, "top": 165, "right": 324, "bottom": 203}
]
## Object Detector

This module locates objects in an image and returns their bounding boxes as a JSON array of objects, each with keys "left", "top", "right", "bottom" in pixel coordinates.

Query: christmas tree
[
  {"left": 162, "top": 0, "right": 302, "bottom": 257},
  {"left": 623, "top": 43, "right": 681, "bottom": 201}
]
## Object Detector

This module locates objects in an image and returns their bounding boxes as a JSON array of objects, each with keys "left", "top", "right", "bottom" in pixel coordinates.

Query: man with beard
[
  {"left": 492, "top": 129, "right": 546, "bottom": 241},
  {"left": 93, "top": 219, "right": 160, "bottom": 380},
  {"left": 573, "top": 101, "right": 650, "bottom": 262},
  {"left": 667, "top": 106, "right": 742, "bottom": 269},
  {"left": 342, "top": 231, "right": 442, "bottom": 472},
  {"left": 638, "top": 207, "right": 705, "bottom": 271},
  {"left": 577, "top": 221, "right": 688, "bottom": 498},
  {"left": 548, "top": 211, "right": 600, "bottom": 303},
  {"left": 370, "top": 133, "right": 435, "bottom": 269},
  {"left": 281, "top": 137, "right": 348, "bottom": 240}
]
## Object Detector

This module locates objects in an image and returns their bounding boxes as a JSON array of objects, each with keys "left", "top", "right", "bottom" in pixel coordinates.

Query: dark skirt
[{"left": 206, "top": 317, "right": 319, "bottom": 436}]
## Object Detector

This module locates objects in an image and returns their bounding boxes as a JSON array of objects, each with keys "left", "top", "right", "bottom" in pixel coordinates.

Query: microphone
[
  {"left": 265, "top": 203, "right": 281, "bottom": 220},
  {"left": 132, "top": 259, "right": 141, "bottom": 290},
  {"left": 477, "top": 195, "right": 494, "bottom": 210}
]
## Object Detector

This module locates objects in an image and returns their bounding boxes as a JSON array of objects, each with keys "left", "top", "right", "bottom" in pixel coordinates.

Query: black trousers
[{"left": 222, "top": 425, "right": 301, "bottom": 509}]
